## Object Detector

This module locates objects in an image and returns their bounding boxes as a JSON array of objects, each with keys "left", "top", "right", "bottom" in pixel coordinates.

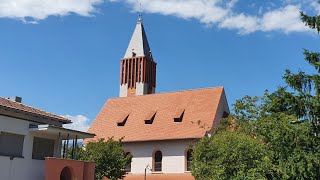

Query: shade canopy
[{"left": 29, "top": 124, "right": 95, "bottom": 140}]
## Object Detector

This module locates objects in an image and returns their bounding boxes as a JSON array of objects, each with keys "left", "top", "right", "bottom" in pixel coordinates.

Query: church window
[
  {"left": 153, "top": 150, "right": 162, "bottom": 172},
  {"left": 117, "top": 113, "right": 130, "bottom": 126},
  {"left": 124, "top": 152, "right": 132, "bottom": 173},
  {"left": 145, "top": 111, "right": 157, "bottom": 124},
  {"left": 174, "top": 108, "right": 185, "bottom": 122},
  {"left": 186, "top": 149, "right": 193, "bottom": 171}
]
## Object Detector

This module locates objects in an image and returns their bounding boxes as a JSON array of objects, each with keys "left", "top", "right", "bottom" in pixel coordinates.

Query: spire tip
[{"left": 138, "top": 1, "right": 142, "bottom": 22}]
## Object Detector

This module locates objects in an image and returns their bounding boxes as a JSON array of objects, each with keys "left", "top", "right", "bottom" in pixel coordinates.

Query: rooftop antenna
[{"left": 138, "top": 1, "right": 142, "bottom": 22}]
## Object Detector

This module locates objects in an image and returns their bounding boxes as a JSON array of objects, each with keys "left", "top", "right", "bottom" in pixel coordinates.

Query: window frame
[
  {"left": 153, "top": 150, "right": 162, "bottom": 172},
  {"left": 124, "top": 151, "right": 132, "bottom": 173},
  {"left": 185, "top": 148, "right": 193, "bottom": 172}
]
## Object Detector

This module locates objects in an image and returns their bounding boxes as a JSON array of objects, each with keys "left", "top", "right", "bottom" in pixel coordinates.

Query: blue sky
[{"left": 0, "top": 0, "right": 319, "bottom": 131}]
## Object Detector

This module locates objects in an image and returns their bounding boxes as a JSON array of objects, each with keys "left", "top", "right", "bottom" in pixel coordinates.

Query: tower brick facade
[{"left": 119, "top": 19, "right": 157, "bottom": 97}]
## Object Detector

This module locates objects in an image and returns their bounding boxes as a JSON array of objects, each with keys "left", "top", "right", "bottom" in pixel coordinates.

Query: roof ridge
[
  {"left": 111, "top": 86, "right": 224, "bottom": 100},
  {"left": 0, "top": 97, "right": 70, "bottom": 122}
]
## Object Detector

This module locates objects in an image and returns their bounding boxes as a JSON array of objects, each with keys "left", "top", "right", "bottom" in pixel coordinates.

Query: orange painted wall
[{"left": 45, "top": 158, "right": 95, "bottom": 180}]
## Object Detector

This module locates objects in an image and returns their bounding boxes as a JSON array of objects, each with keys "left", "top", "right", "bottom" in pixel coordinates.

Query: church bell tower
[{"left": 119, "top": 18, "right": 157, "bottom": 97}]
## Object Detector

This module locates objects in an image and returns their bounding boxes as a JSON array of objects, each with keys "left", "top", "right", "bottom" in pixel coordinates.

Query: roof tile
[
  {"left": 0, "top": 97, "right": 70, "bottom": 123},
  {"left": 87, "top": 87, "right": 227, "bottom": 142}
]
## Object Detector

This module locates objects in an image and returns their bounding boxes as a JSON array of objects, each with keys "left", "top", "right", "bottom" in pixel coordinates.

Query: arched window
[
  {"left": 153, "top": 150, "right": 162, "bottom": 172},
  {"left": 186, "top": 149, "right": 193, "bottom": 171},
  {"left": 125, "top": 152, "right": 131, "bottom": 173}
]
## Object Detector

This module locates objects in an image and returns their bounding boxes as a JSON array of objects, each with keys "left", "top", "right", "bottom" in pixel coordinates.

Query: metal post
[
  {"left": 71, "top": 139, "right": 75, "bottom": 160},
  {"left": 57, "top": 132, "right": 61, "bottom": 158},
  {"left": 144, "top": 165, "right": 151, "bottom": 180},
  {"left": 144, "top": 167, "right": 146, "bottom": 180},
  {"left": 74, "top": 135, "right": 78, "bottom": 160},
  {"left": 62, "top": 140, "right": 66, "bottom": 159},
  {"left": 65, "top": 134, "right": 69, "bottom": 159}
]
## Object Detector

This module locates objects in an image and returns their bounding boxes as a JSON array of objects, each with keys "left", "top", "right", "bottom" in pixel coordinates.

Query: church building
[{"left": 87, "top": 18, "right": 229, "bottom": 179}]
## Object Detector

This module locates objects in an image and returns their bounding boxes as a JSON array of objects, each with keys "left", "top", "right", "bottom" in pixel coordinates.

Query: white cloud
[
  {"left": 62, "top": 115, "right": 91, "bottom": 132},
  {"left": 126, "top": 0, "right": 229, "bottom": 24},
  {"left": 0, "top": 0, "right": 103, "bottom": 22},
  {"left": 219, "top": 13, "right": 259, "bottom": 34},
  {"left": 261, "top": 5, "right": 310, "bottom": 33},
  {"left": 0, "top": 0, "right": 317, "bottom": 34},
  {"left": 121, "top": 0, "right": 313, "bottom": 34}
]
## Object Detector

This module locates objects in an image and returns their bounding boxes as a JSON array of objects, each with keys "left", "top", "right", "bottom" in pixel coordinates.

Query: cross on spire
[{"left": 138, "top": 1, "right": 142, "bottom": 21}]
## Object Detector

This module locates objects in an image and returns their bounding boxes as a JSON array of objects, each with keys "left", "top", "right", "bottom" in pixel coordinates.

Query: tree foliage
[
  {"left": 301, "top": 11, "right": 320, "bottom": 33},
  {"left": 76, "top": 138, "right": 132, "bottom": 180},
  {"left": 191, "top": 7, "right": 320, "bottom": 180},
  {"left": 192, "top": 131, "right": 272, "bottom": 180}
]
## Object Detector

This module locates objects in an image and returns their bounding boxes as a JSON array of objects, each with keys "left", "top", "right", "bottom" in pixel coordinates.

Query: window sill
[
  {"left": 151, "top": 172, "right": 163, "bottom": 174},
  {"left": 184, "top": 171, "right": 191, "bottom": 173},
  {"left": 0, "top": 154, "right": 24, "bottom": 160}
]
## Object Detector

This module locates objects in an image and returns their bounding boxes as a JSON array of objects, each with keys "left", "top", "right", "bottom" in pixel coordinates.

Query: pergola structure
[{"left": 29, "top": 124, "right": 95, "bottom": 159}]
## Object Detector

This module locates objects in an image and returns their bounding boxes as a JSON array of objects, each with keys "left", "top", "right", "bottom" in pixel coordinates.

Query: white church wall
[{"left": 123, "top": 139, "right": 195, "bottom": 174}]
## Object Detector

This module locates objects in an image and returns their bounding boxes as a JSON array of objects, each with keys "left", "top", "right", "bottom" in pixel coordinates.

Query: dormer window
[
  {"left": 145, "top": 111, "right": 157, "bottom": 124},
  {"left": 174, "top": 108, "right": 185, "bottom": 122},
  {"left": 117, "top": 113, "right": 130, "bottom": 126}
]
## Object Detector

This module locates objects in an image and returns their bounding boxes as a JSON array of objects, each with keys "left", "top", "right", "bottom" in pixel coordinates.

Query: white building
[
  {"left": 87, "top": 18, "right": 229, "bottom": 179},
  {"left": 0, "top": 96, "right": 95, "bottom": 180},
  {"left": 88, "top": 87, "right": 229, "bottom": 179}
]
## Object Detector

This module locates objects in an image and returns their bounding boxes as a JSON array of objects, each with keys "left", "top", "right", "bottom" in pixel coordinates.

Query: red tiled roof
[
  {"left": 0, "top": 97, "right": 70, "bottom": 124},
  {"left": 87, "top": 87, "right": 228, "bottom": 142}
]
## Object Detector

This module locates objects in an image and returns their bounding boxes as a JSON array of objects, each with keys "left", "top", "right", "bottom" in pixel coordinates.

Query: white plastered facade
[
  {"left": 120, "top": 84, "right": 129, "bottom": 97},
  {"left": 123, "top": 139, "right": 195, "bottom": 174},
  {"left": 0, "top": 115, "right": 61, "bottom": 180}
]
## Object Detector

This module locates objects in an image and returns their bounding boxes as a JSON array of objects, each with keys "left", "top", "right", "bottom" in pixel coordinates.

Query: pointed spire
[{"left": 124, "top": 19, "right": 151, "bottom": 58}]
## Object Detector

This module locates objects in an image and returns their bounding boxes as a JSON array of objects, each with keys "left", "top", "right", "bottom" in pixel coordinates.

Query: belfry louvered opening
[
  {"left": 174, "top": 108, "right": 185, "bottom": 122},
  {"left": 117, "top": 113, "right": 130, "bottom": 126},
  {"left": 145, "top": 111, "right": 157, "bottom": 124}
]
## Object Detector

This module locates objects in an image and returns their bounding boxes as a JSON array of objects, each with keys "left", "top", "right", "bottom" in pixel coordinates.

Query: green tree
[
  {"left": 191, "top": 7, "right": 320, "bottom": 179},
  {"left": 233, "top": 94, "right": 320, "bottom": 179},
  {"left": 301, "top": 6, "right": 320, "bottom": 33},
  {"left": 191, "top": 130, "right": 272, "bottom": 180},
  {"left": 77, "top": 138, "right": 132, "bottom": 180},
  {"left": 283, "top": 6, "right": 320, "bottom": 131}
]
